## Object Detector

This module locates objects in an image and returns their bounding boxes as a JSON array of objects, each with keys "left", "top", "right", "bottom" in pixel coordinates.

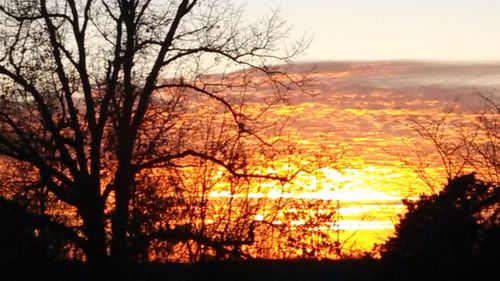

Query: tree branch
[{"left": 0, "top": 196, "right": 87, "bottom": 250}]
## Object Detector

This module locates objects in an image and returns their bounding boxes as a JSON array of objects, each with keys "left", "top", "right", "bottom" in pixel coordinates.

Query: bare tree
[
  {"left": 400, "top": 94, "right": 499, "bottom": 193},
  {"left": 0, "top": 0, "right": 311, "bottom": 278}
]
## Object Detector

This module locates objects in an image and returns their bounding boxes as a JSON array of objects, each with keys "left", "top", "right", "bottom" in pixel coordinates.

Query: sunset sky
[
  {"left": 0, "top": 0, "right": 498, "bottom": 262},
  {"left": 235, "top": 0, "right": 500, "bottom": 61},
  {"left": 226, "top": 0, "right": 500, "bottom": 253},
  {"left": 2, "top": 0, "right": 500, "bottom": 272},
  {"left": 230, "top": 61, "right": 500, "bottom": 253}
]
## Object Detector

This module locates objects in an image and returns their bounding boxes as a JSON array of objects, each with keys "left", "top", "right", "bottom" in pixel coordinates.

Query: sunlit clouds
[{"left": 215, "top": 61, "right": 500, "bottom": 252}]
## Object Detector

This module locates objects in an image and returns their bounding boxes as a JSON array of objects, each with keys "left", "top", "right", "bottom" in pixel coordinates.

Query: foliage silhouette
[{"left": 380, "top": 173, "right": 499, "bottom": 280}]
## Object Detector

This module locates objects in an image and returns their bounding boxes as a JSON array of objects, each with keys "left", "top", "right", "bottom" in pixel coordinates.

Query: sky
[
  {"left": 238, "top": 60, "right": 500, "bottom": 251},
  {"left": 233, "top": 0, "right": 500, "bottom": 62}
]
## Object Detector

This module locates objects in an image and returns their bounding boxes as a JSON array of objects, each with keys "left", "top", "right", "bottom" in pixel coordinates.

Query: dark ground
[{"left": 3, "top": 258, "right": 496, "bottom": 281}]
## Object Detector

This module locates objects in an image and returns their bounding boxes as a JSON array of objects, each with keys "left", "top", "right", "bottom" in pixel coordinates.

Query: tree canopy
[{"left": 381, "top": 173, "right": 499, "bottom": 280}]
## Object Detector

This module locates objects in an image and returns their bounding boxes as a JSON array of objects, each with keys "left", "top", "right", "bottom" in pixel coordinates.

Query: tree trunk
[
  {"left": 110, "top": 150, "right": 134, "bottom": 281},
  {"left": 80, "top": 201, "right": 107, "bottom": 280}
]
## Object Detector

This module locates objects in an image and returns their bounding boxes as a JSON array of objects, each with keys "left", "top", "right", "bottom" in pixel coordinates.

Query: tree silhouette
[
  {"left": 0, "top": 0, "right": 312, "bottom": 279},
  {"left": 381, "top": 174, "right": 499, "bottom": 280}
]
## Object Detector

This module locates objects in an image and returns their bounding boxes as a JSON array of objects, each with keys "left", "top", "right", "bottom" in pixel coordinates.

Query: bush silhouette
[{"left": 381, "top": 173, "right": 499, "bottom": 280}]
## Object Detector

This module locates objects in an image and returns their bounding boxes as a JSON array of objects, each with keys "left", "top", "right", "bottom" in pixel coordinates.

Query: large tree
[{"left": 0, "top": 0, "right": 311, "bottom": 278}]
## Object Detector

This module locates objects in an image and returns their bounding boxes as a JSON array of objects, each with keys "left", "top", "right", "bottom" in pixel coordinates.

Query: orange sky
[{"left": 217, "top": 61, "right": 500, "bottom": 255}]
